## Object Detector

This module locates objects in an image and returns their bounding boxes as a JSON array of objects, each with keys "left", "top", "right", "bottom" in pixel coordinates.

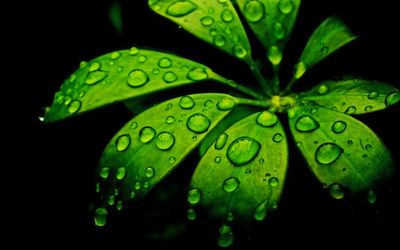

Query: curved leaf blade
[
  {"left": 149, "top": 0, "right": 252, "bottom": 61},
  {"left": 300, "top": 79, "right": 400, "bottom": 114},
  {"left": 237, "top": 0, "right": 301, "bottom": 65},
  {"left": 45, "top": 48, "right": 223, "bottom": 122},
  {"left": 95, "top": 93, "right": 238, "bottom": 209},
  {"left": 288, "top": 105, "right": 393, "bottom": 196},
  {"left": 191, "top": 111, "right": 288, "bottom": 222}
]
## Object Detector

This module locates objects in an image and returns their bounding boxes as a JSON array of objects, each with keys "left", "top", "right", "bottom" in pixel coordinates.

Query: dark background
[{"left": 23, "top": 0, "right": 399, "bottom": 248}]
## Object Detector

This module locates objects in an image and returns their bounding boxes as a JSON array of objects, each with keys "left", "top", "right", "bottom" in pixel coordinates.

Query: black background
[{"left": 23, "top": 0, "right": 400, "bottom": 248}]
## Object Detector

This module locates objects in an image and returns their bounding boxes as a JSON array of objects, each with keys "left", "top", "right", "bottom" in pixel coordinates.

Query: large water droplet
[
  {"left": 156, "top": 132, "right": 175, "bottom": 150},
  {"left": 116, "top": 167, "right": 126, "bottom": 180},
  {"left": 315, "top": 143, "right": 343, "bottom": 165},
  {"left": 329, "top": 183, "right": 345, "bottom": 199},
  {"left": 244, "top": 0, "right": 264, "bottom": 23},
  {"left": 221, "top": 10, "right": 234, "bottom": 22},
  {"left": 367, "top": 190, "right": 377, "bottom": 204},
  {"left": 89, "top": 61, "right": 101, "bottom": 72},
  {"left": 127, "top": 69, "right": 149, "bottom": 87},
  {"left": 295, "top": 115, "right": 319, "bottom": 132},
  {"left": 227, "top": 137, "right": 261, "bottom": 166},
  {"left": 115, "top": 134, "right": 131, "bottom": 152},
  {"left": 186, "top": 113, "right": 211, "bottom": 133},
  {"left": 273, "top": 22, "right": 286, "bottom": 39},
  {"left": 200, "top": 16, "right": 214, "bottom": 26},
  {"left": 215, "top": 133, "right": 228, "bottom": 150},
  {"left": 217, "top": 97, "right": 236, "bottom": 111},
  {"left": 269, "top": 177, "right": 279, "bottom": 187},
  {"left": 318, "top": 84, "right": 329, "bottom": 95},
  {"left": 94, "top": 208, "right": 108, "bottom": 227},
  {"left": 214, "top": 35, "right": 226, "bottom": 47},
  {"left": 68, "top": 100, "right": 82, "bottom": 114},
  {"left": 223, "top": 177, "right": 239, "bottom": 192},
  {"left": 218, "top": 224, "right": 233, "bottom": 248},
  {"left": 233, "top": 45, "right": 248, "bottom": 59},
  {"left": 345, "top": 106, "right": 356, "bottom": 114},
  {"left": 278, "top": 0, "right": 294, "bottom": 14},
  {"left": 144, "top": 167, "right": 155, "bottom": 178},
  {"left": 166, "top": 1, "right": 198, "bottom": 17},
  {"left": 179, "top": 96, "right": 195, "bottom": 109},
  {"left": 332, "top": 121, "right": 347, "bottom": 134},
  {"left": 187, "top": 188, "right": 201, "bottom": 205},
  {"left": 253, "top": 200, "right": 268, "bottom": 221},
  {"left": 267, "top": 46, "right": 283, "bottom": 66},
  {"left": 99, "top": 167, "right": 110, "bottom": 179},
  {"left": 257, "top": 111, "right": 278, "bottom": 127},
  {"left": 187, "top": 68, "right": 208, "bottom": 81},
  {"left": 367, "top": 91, "right": 378, "bottom": 99},
  {"left": 187, "top": 208, "right": 196, "bottom": 221},
  {"left": 139, "top": 126, "right": 156, "bottom": 143},
  {"left": 86, "top": 71, "right": 107, "bottom": 85},
  {"left": 158, "top": 57, "right": 172, "bottom": 68},
  {"left": 294, "top": 61, "right": 307, "bottom": 79},
  {"left": 385, "top": 91, "right": 400, "bottom": 106},
  {"left": 163, "top": 71, "right": 178, "bottom": 83}
]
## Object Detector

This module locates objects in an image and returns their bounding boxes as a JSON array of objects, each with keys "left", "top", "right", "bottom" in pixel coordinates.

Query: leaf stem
[
  {"left": 236, "top": 97, "right": 271, "bottom": 109},
  {"left": 247, "top": 59, "right": 273, "bottom": 97},
  {"left": 215, "top": 75, "right": 266, "bottom": 100},
  {"left": 282, "top": 78, "right": 296, "bottom": 95},
  {"left": 272, "top": 65, "right": 280, "bottom": 94}
]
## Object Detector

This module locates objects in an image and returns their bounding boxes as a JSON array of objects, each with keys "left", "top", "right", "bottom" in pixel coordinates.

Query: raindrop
[
  {"left": 166, "top": 1, "right": 198, "bottom": 17},
  {"left": 187, "top": 208, "right": 196, "bottom": 221},
  {"left": 64, "top": 96, "right": 72, "bottom": 105},
  {"left": 179, "top": 96, "right": 195, "bottom": 109},
  {"left": 269, "top": 177, "right": 279, "bottom": 187},
  {"left": 320, "top": 43, "right": 329, "bottom": 54},
  {"left": 367, "top": 190, "right": 377, "bottom": 204},
  {"left": 94, "top": 208, "right": 108, "bottom": 227},
  {"left": 69, "top": 74, "right": 77, "bottom": 83},
  {"left": 218, "top": 224, "right": 233, "bottom": 248},
  {"left": 215, "top": 133, "right": 228, "bottom": 150},
  {"left": 385, "top": 91, "right": 400, "bottom": 107},
  {"left": 192, "top": 136, "right": 197, "bottom": 141},
  {"left": 143, "top": 182, "right": 150, "bottom": 189},
  {"left": 200, "top": 16, "right": 214, "bottom": 26},
  {"left": 158, "top": 57, "right": 172, "bottom": 68},
  {"left": 245, "top": 169, "right": 252, "bottom": 173},
  {"left": 116, "top": 200, "right": 123, "bottom": 210},
  {"left": 214, "top": 156, "right": 221, "bottom": 163},
  {"left": 80, "top": 61, "right": 87, "bottom": 69},
  {"left": 130, "top": 191, "right": 136, "bottom": 199},
  {"left": 259, "top": 158, "right": 265, "bottom": 164},
  {"left": 253, "top": 200, "right": 268, "bottom": 221},
  {"left": 244, "top": 0, "right": 264, "bottom": 23},
  {"left": 345, "top": 106, "right": 356, "bottom": 114},
  {"left": 223, "top": 177, "right": 240, "bottom": 192},
  {"left": 169, "top": 156, "right": 176, "bottom": 164},
  {"left": 99, "top": 167, "right": 110, "bottom": 179},
  {"left": 186, "top": 113, "right": 211, "bottom": 133},
  {"left": 318, "top": 84, "right": 329, "bottom": 95},
  {"left": 365, "top": 144, "right": 372, "bottom": 151},
  {"left": 107, "top": 195, "right": 115, "bottom": 206},
  {"left": 138, "top": 55, "right": 147, "bottom": 63},
  {"left": 131, "top": 122, "right": 138, "bottom": 130},
  {"left": 187, "top": 188, "right": 201, "bottom": 205},
  {"left": 221, "top": 10, "right": 234, "bottom": 22},
  {"left": 129, "top": 47, "right": 139, "bottom": 55},
  {"left": 329, "top": 183, "right": 345, "bottom": 199},
  {"left": 363, "top": 154, "right": 368, "bottom": 159},
  {"left": 331, "top": 121, "right": 347, "bottom": 134},
  {"left": 166, "top": 116, "right": 176, "bottom": 124},
  {"left": 209, "top": 28, "right": 218, "bottom": 36},
  {"left": 267, "top": 46, "right": 282, "bottom": 66},
  {"left": 86, "top": 71, "right": 107, "bottom": 85},
  {"left": 310, "top": 107, "right": 318, "bottom": 114},
  {"left": 227, "top": 212, "right": 234, "bottom": 222},
  {"left": 295, "top": 115, "right": 319, "bottom": 132},
  {"left": 152, "top": 68, "right": 160, "bottom": 74},
  {"left": 163, "top": 71, "right": 178, "bottom": 83},
  {"left": 233, "top": 45, "right": 248, "bottom": 59},
  {"left": 156, "top": 132, "right": 175, "bottom": 150},
  {"left": 116, "top": 167, "right": 126, "bottom": 180},
  {"left": 364, "top": 106, "right": 373, "bottom": 112},
  {"left": 273, "top": 22, "right": 285, "bottom": 39},
  {"left": 38, "top": 107, "right": 49, "bottom": 122},
  {"left": 272, "top": 133, "right": 284, "bottom": 143},
  {"left": 347, "top": 140, "right": 353, "bottom": 145},
  {"left": 115, "top": 134, "right": 131, "bottom": 152},
  {"left": 294, "top": 61, "right": 306, "bottom": 79},
  {"left": 278, "top": 0, "right": 294, "bottom": 14},
  {"left": 187, "top": 68, "right": 208, "bottom": 81},
  {"left": 296, "top": 141, "right": 302, "bottom": 147},
  {"left": 134, "top": 182, "right": 141, "bottom": 190},
  {"left": 367, "top": 91, "right": 378, "bottom": 99},
  {"left": 89, "top": 61, "right": 101, "bottom": 72},
  {"left": 110, "top": 51, "right": 121, "bottom": 60},
  {"left": 214, "top": 35, "right": 226, "bottom": 47},
  {"left": 315, "top": 142, "right": 343, "bottom": 165},
  {"left": 217, "top": 97, "right": 236, "bottom": 111},
  {"left": 127, "top": 69, "right": 149, "bottom": 87},
  {"left": 227, "top": 137, "right": 261, "bottom": 166},
  {"left": 144, "top": 167, "right": 155, "bottom": 178},
  {"left": 68, "top": 100, "right": 82, "bottom": 114}
]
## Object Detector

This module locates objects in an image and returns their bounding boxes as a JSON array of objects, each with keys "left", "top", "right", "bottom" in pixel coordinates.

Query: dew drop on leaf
[
  {"left": 143, "top": 181, "right": 150, "bottom": 189},
  {"left": 272, "top": 133, "right": 284, "bottom": 143},
  {"left": 137, "top": 55, "right": 147, "bottom": 63},
  {"left": 227, "top": 137, "right": 261, "bottom": 166},
  {"left": 310, "top": 107, "right": 319, "bottom": 114},
  {"left": 179, "top": 96, "right": 195, "bottom": 109},
  {"left": 345, "top": 106, "right": 356, "bottom": 114},
  {"left": 186, "top": 113, "right": 211, "bottom": 133},
  {"left": 95, "top": 182, "right": 100, "bottom": 193},
  {"left": 367, "top": 190, "right": 377, "bottom": 204},
  {"left": 278, "top": 0, "right": 294, "bottom": 14},
  {"left": 163, "top": 71, "right": 178, "bottom": 83},
  {"left": 115, "top": 167, "right": 126, "bottom": 180},
  {"left": 267, "top": 46, "right": 283, "bottom": 66},
  {"left": 156, "top": 132, "right": 175, "bottom": 150},
  {"left": 318, "top": 84, "right": 329, "bottom": 95},
  {"left": 110, "top": 51, "right": 121, "bottom": 60},
  {"left": 169, "top": 156, "right": 176, "bottom": 164},
  {"left": 64, "top": 96, "right": 72, "bottom": 105},
  {"left": 158, "top": 57, "right": 172, "bottom": 68},
  {"left": 107, "top": 195, "right": 115, "bottom": 206},
  {"left": 329, "top": 183, "right": 345, "bottom": 199},
  {"left": 187, "top": 208, "right": 196, "bottom": 220},
  {"left": 85, "top": 71, "right": 107, "bottom": 85},
  {"left": 233, "top": 45, "right": 248, "bottom": 59},
  {"left": 144, "top": 167, "right": 155, "bottom": 178},
  {"left": 116, "top": 200, "right": 123, "bottom": 210},
  {"left": 218, "top": 224, "right": 233, "bottom": 248},
  {"left": 273, "top": 22, "right": 286, "bottom": 40},
  {"left": 367, "top": 91, "right": 378, "bottom": 99},
  {"left": 223, "top": 177, "right": 240, "bottom": 192},
  {"left": 130, "top": 191, "right": 136, "bottom": 199},
  {"left": 166, "top": 116, "right": 176, "bottom": 124},
  {"left": 134, "top": 182, "right": 141, "bottom": 190},
  {"left": 227, "top": 212, "right": 234, "bottom": 222},
  {"left": 295, "top": 115, "right": 320, "bottom": 132},
  {"left": 89, "top": 61, "right": 101, "bottom": 72},
  {"left": 68, "top": 100, "right": 82, "bottom": 114},
  {"left": 253, "top": 200, "right": 268, "bottom": 221},
  {"left": 221, "top": 9, "right": 234, "bottom": 22},
  {"left": 214, "top": 156, "right": 222, "bottom": 163},
  {"left": 364, "top": 106, "right": 373, "bottom": 112},
  {"left": 215, "top": 133, "right": 228, "bottom": 150},
  {"left": 94, "top": 208, "right": 108, "bottom": 227},
  {"left": 244, "top": 0, "right": 264, "bottom": 23},
  {"left": 129, "top": 47, "right": 139, "bottom": 55},
  {"left": 385, "top": 91, "right": 400, "bottom": 107},
  {"left": 315, "top": 143, "right": 343, "bottom": 165},
  {"left": 269, "top": 177, "right": 279, "bottom": 187},
  {"left": 187, "top": 188, "right": 201, "bottom": 205},
  {"left": 331, "top": 121, "right": 347, "bottom": 134},
  {"left": 214, "top": 35, "right": 226, "bottom": 47},
  {"left": 139, "top": 126, "right": 156, "bottom": 143},
  {"left": 294, "top": 61, "right": 307, "bottom": 79},
  {"left": 187, "top": 68, "right": 208, "bottom": 81},
  {"left": 166, "top": 1, "right": 198, "bottom": 17},
  {"left": 99, "top": 167, "right": 110, "bottom": 179},
  {"left": 127, "top": 69, "right": 149, "bottom": 87},
  {"left": 200, "top": 16, "right": 214, "bottom": 26},
  {"left": 115, "top": 134, "right": 131, "bottom": 152},
  {"left": 217, "top": 97, "right": 236, "bottom": 111}
]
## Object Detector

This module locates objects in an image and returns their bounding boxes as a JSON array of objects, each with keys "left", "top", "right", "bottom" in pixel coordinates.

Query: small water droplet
[
  {"left": 217, "top": 97, "right": 236, "bottom": 111},
  {"left": 187, "top": 208, "right": 196, "bottom": 220},
  {"left": 385, "top": 91, "right": 400, "bottom": 106},
  {"left": 116, "top": 167, "right": 126, "bottom": 180},
  {"left": 166, "top": 1, "right": 198, "bottom": 17},
  {"left": 152, "top": 68, "right": 160, "bottom": 74},
  {"left": 253, "top": 200, "right": 268, "bottom": 221},
  {"left": 245, "top": 168, "right": 252, "bottom": 173},
  {"left": 362, "top": 153, "right": 368, "bottom": 159},
  {"left": 223, "top": 177, "right": 239, "bottom": 192},
  {"left": 127, "top": 69, "right": 149, "bottom": 87},
  {"left": 107, "top": 195, "right": 115, "bottom": 206},
  {"left": 187, "top": 188, "right": 201, "bottom": 205},
  {"left": 365, "top": 144, "right": 372, "bottom": 151},
  {"left": 158, "top": 57, "right": 172, "bottom": 68},
  {"left": 131, "top": 122, "right": 138, "bottom": 130},
  {"left": 143, "top": 181, "right": 150, "bottom": 189},
  {"left": 86, "top": 71, "right": 107, "bottom": 85},
  {"left": 89, "top": 61, "right": 101, "bottom": 72},
  {"left": 130, "top": 191, "right": 136, "bottom": 199},
  {"left": 215, "top": 133, "right": 228, "bottom": 150},
  {"left": 129, "top": 47, "right": 139, "bottom": 55},
  {"left": 272, "top": 133, "right": 284, "bottom": 143},
  {"left": 221, "top": 9, "right": 233, "bottom": 22},
  {"left": 259, "top": 158, "right": 265, "bottom": 165},
  {"left": 116, "top": 200, "right": 123, "bottom": 210},
  {"left": 209, "top": 28, "right": 218, "bottom": 36},
  {"left": 269, "top": 177, "right": 279, "bottom": 187},
  {"left": 367, "top": 91, "right": 378, "bottom": 99},
  {"left": 156, "top": 132, "right": 175, "bottom": 150},
  {"left": 367, "top": 190, "right": 377, "bottom": 204},
  {"left": 145, "top": 167, "right": 155, "bottom": 178},
  {"left": 200, "top": 16, "right": 214, "bottom": 26},
  {"left": 179, "top": 96, "right": 195, "bottom": 109},
  {"left": 110, "top": 51, "right": 121, "bottom": 60},
  {"left": 227, "top": 212, "right": 234, "bottom": 221},
  {"left": 95, "top": 182, "right": 100, "bottom": 193},
  {"left": 68, "top": 100, "right": 82, "bottom": 114},
  {"left": 364, "top": 106, "right": 373, "bottom": 112},
  {"left": 114, "top": 188, "right": 119, "bottom": 196},
  {"left": 348, "top": 140, "right": 353, "bottom": 145},
  {"left": 227, "top": 137, "right": 261, "bottom": 166},
  {"left": 267, "top": 46, "right": 282, "bottom": 66},
  {"left": 244, "top": 0, "right": 265, "bottom": 23},
  {"left": 134, "top": 182, "right": 141, "bottom": 190},
  {"left": 214, "top": 156, "right": 221, "bottom": 163},
  {"left": 162, "top": 71, "right": 178, "bottom": 83},
  {"left": 38, "top": 107, "right": 50, "bottom": 122},
  {"left": 192, "top": 135, "right": 197, "bottom": 141},
  {"left": 294, "top": 61, "right": 307, "bottom": 79},
  {"left": 233, "top": 45, "right": 248, "bottom": 59},
  {"left": 218, "top": 224, "right": 233, "bottom": 248},
  {"left": 315, "top": 142, "right": 343, "bottom": 165},
  {"left": 256, "top": 111, "right": 278, "bottom": 127},
  {"left": 187, "top": 68, "right": 208, "bottom": 81},
  {"left": 310, "top": 107, "right": 319, "bottom": 114},
  {"left": 79, "top": 91, "right": 85, "bottom": 98},
  {"left": 345, "top": 106, "right": 356, "bottom": 114},
  {"left": 94, "top": 208, "right": 108, "bottom": 227},
  {"left": 296, "top": 141, "right": 302, "bottom": 147},
  {"left": 186, "top": 113, "right": 211, "bottom": 133},
  {"left": 99, "top": 167, "right": 110, "bottom": 179},
  {"left": 273, "top": 22, "right": 286, "bottom": 40},
  {"left": 278, "top": 0, "right": 294, "bottom": 14},
  {"left": 69, "top": 74, "right": 77, "bottom": 82},
  {"left": 320, "top": 43, "right": 329, "bottom": 55},
  {"left": 329, "top": 183, "right": 345, "bottom": 199},
  {"left": 64, "top": 96, "right": 72, "bottom": 105},
  {"left": 115, "top": 134, "right": 131, "bottom": 152},
  {"left": 80, "top": 61, "right": 87, "bottom": 69},
  {"left": 169, "top": 156, "right": 176, "bottom": 164},
  {"left": 137, "top": 55, "right": 147, "bottom": 63},
  {"left": 214, "top": 35, "right": 226, "bottom": 47},
  {"left": 332, "top": 121, "right": 347, "bottom": 134},
  {"left": 166, "top": 116, "right": 176, "bottom": 124},
  {"left": 295, "top": 115, "right": 319, "bottom": 132},
  {"left": 318, "top": 84, "right": 329, "bottom": 95}
]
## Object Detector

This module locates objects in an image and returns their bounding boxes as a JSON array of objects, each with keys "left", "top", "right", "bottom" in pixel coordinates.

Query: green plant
[{"left": 42, "top": 0, "right": 399, "bottom": 247}]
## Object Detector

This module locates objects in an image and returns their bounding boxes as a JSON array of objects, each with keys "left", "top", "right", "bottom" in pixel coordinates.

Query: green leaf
[
  {"left": 95, "top": 93, "right": 238, "bottom": 208},
  {"left": 149, "top": 0, "right": 251, "bottom": 61},
  {"left": 190, "top": 111, "right": 288, "bottom": 221},
  {"left": 236, "top": 0, "right": 301, "bottom": 65},
  {"left": 288, "top": 105, "right": 393, "bottom": 197},
  {"left": 293, "top": 17, "right": 357, "bottom": 80},
  {"left": 45, "top": 48, "right": 225, "bottom": 122},
  {"left": 299, "top": 79, "right": 400, "bottom": 114}
]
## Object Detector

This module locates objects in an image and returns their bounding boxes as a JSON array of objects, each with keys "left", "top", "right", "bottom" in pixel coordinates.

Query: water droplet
[
  {"left": 345, "top": 106, "right": 356, "bottom": 114},
  {"left": 244, "top": 0, "right": 264, "bottom": 23},
  {"left": 152, "top": 68, "right": 160, "bottom": 74},
  {"left": 215, "top": 133, "right": 228, "bottom": 150},
  {"left": 227, "top": 212, "right": 234, "bottom": 221},
  {"left": 94, "top": 208, "right": 108, "bottom": 227},
  {"left": 267, "top": 46, "right": 282, "bottom": 66},
  {"left": 315, "top": 143, "right": 343, "bottom": 165},
  {"left": 269, "top": 177, "right": 279, "bottom": 187},
  {"left": 187, "top": 68, "right": 208, "bottom": 81},
  {"left": 227, "top": 137, "right": 261, "bottom": 166},
  {"left": 127, "top": 69, "right": 149, "bottom": 87},
  {"left": 318, "top": 84, "right": 329, "bottom": 95},
  {"left": 310, "top": 107, "right": 318, "bottom": 114},
  {"left": 245, "top": 168, "right": 252, "bottom": 173},
  {"left": 187, "top": 208, "right": 196, "bottom": 220},
  {"left": 217, "top": 97, "right": 236, "bottom": 111},
  {"left": 86, "top": 71, "right": 107, "bottom": 85},
  {"left": 218, "top": 0, "right": 228, "bottom": 3},
  {"left": 95, "top": 182, "right": 100, "bottom": 193},
  {"left": 363, "top": 153, "right": 368, "bottom": 159},
  {"left": 130, "top": 122, "right": 138, "bottom": 130},
  {"left": 166, "top": 116, "right": 176, "bottom": 124},
  {"left": 116, "top": 200, "right": 123, "bottom": 210},
  {"left": 204, "top": 99, "right": 214, "bottom": 108},
  {"left": 200, "top": 16, "right": 214, "bottom": 26},
  {"left": 187, "top": 188, "right": 201, "bottom": 205},
  {"left": 332, "top": 121, "right": 347, "bottom": 134},
  {"left": 144, "top": 167, "right": 155, "bottom": 178},
  {"left": 166, "top": 1, "right": 198, "bottom": 17},
  {"left": 115, "top": 134, "right": 131, "bottom": 152},
  {"left": 214, "top": 35, "right": 226, "bottom": 47},
  {"left": 365, "top": 144, "right": 372, "bottom": 151},
  {"left": 134, "top": 182, "right": 141, "bottom": 190},
  {"left": 130, "top": 191, "right": 136, "bottom": 199},
  {"left": 214, "top": 156, "right": 221, "bottom": 163},
  {"left": 64, "top": 96, "right": 72, "bottom": 105},
  {"left": 294, "top": 61, "right": 307, "bottom": 79},
  {"left": 364, "top": 106, "right": 373, "bottom": 112},
  {"left": 296, "top": 141, "right": 302, "bottom": 147},
  {"left": 129, "top": 47, "right": 139, "bottom": 55},
  {"left": 169, "top": 156, "right": 176, "bottom": 164},
  {"left": 233, "top": 45, "right": 248, "bottom": 59},
  {"left": 110, "top": 51, "right": 121, "bottom": 60},
  {"left": 273, "top": 22, "right": 286, "bottom": 39},
  {"left": 272, "top": 133, "right": 284, "bottom": 143},
  {"left": 329, "top": 183, "right": 345, "bottom": 199},
  {"left": 218, "top": 224, "right": 233, "bottom": 248},
  {"left": 295, "top": 115, "right": 319, "bottom": 132},
  {"left": 143, "top": 181, "right": 150, "bottom": 189},
  {"left": 385, "top": 91, "right": 400, "bottom": 106},
  {"left": 223, "top": 177, "right": 239, "bottom": 192},
  {"left": 99, "top": 167, "right": 110, "bottom": 179},
  {"left": 38, "top": 107, "right": 49, "bottom": 122},
  {"left": 80, "top": 61, "right": 87, "bottom": 69},
  {"left": 68, "top": 100, "right": 82, "bottom": 114},
  {"left": 367, "top": 91, "right": 378, "bottom": 99},
  {"left": 179, "top": 96, "right": 195, "bottom": 109},
  {"left": 256, "top": 111, "right": 278, "bottom": 127},
  {"left": 156, "top": 132, "right": 175, "bottom": 150},
  {"left": 162, "top": 71, "right": 178, "bottom": 83},
  {"left": 192, "top": 135, "right": 197, "bottom": 141},
  {"left": 138, "top": 55, "right": 147, "bottom": 63},
  {"left": 115, "top": 167, "right": 126, "bottom": 180},
  {"left": 209, "top": 28, "right": 218, "bottom": 36},
  {"left": 107, "top": 195, "right": 115, "bottom": 206},
  {"left": 347, "top": 140, "right": 353, "bottom": 145},
  {"left": 139, "top": 127, "right": 156, "bottom": 144},
  {"left": 253, "top": 200, "right": 268, "bottom": 221},
  {"left": 259, "top": 158, "right": 265, "bottom": 164},
  {"left": 367, "top": 190, "right": 377, "bottom": 204},
  {"left": 278, "top": 0, "right": 294, "bottom": 14},
  {"left": 186, "top": 113, "right": 211, "bottom": 133},
  {"left": 221, "top": 10, "right": 234, "bottom": 22},
  {"left": 89, "top": 61, "right": 101, "bottom": 72},
  {"left": 79, "top": 91, "right": 85, "bottom": 98},
  {"left": 114, "top": 188, "right": 119, "bottom": 196},
  {"left": 158, "top": 57, "right": 172, "bottom": 68}
]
